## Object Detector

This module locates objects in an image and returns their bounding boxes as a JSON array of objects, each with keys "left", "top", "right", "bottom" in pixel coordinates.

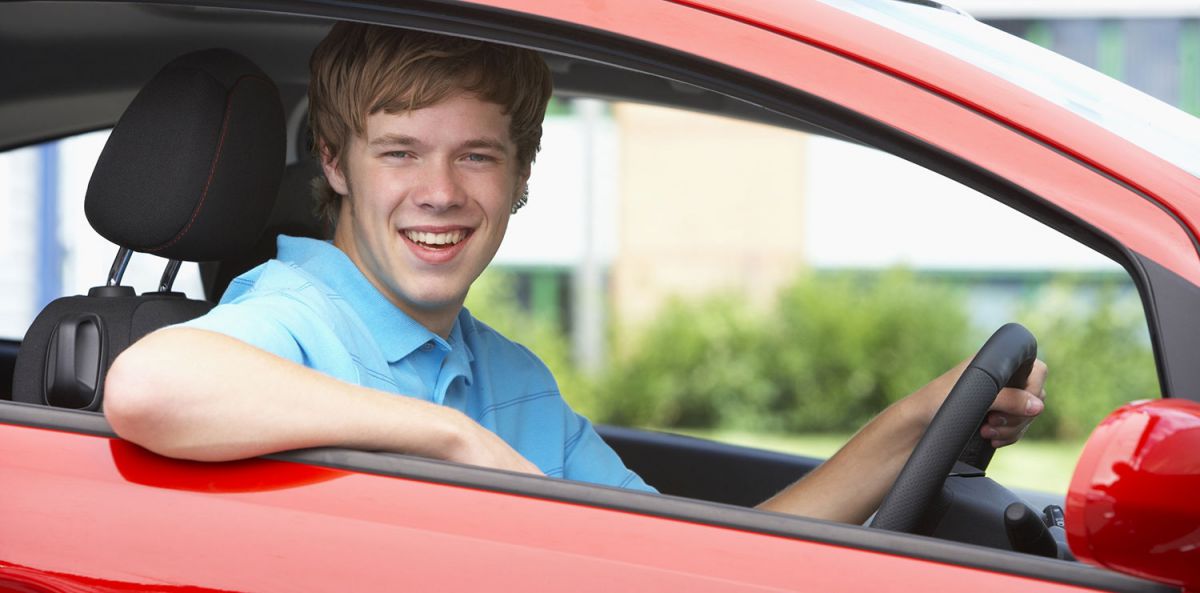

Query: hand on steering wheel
[{"left": 871, "top": 323, "right": 1039, "bottom": 534}]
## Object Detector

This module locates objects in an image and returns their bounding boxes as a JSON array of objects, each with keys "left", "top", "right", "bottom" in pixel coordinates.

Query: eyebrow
[
  {"left": 368, "top": 134, "right": 422, "bottom": 148},
  {"left": 460, "top": 138, "right": 509, "bottom": 153},
  {"left": 367, "top": 134, "right": 510, "bottom": 153}
]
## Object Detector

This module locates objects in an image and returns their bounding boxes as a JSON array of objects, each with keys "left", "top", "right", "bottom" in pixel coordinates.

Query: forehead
[{"left": 365, "top": 92, "right": 513, "bottom": 144}]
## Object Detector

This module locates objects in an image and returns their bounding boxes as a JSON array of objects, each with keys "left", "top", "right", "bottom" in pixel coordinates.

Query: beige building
[{"left": 611, "top": 103, "right": 810, "bottom": 328}]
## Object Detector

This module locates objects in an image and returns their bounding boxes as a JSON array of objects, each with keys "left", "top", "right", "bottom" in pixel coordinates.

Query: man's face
[{"left": 323, "top": 92, "right": 525, "bottom": 335}]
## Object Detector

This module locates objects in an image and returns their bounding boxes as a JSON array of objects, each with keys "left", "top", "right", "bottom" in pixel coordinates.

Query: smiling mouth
[{"left": 402, "top": 229, "right": 469, "bottom": 249}]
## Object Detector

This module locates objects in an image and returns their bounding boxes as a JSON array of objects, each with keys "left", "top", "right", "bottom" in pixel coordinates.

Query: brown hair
[{"left": 308, "top": 23, "right": 553, "bottom": 223}]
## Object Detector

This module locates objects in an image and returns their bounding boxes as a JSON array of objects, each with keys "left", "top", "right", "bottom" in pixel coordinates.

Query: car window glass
[
  {"left": 469, "top": 98, "right": 1158, "bottom": 496},
  {"left": 0, "top": 131, "right": 205, "bottom": 340}
]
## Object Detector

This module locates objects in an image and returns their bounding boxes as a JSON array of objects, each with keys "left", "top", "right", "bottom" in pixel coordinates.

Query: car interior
[
  {"left": 0, "top": 4, "right": 1181, "bottom": 591},
  {"left": 0, "top": 1, "right": 837, "bottom": 508}
]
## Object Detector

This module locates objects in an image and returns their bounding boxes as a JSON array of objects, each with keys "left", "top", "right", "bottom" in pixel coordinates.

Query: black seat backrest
[
  {"left": 205, "top": 110, "right": 330, "bottom": 301},
  {"left": 12, "top": 48, "right": 285, "bottom": 410}
]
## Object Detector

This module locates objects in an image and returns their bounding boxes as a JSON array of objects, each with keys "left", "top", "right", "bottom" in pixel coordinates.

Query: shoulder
[
  {"left": 459, "top": 310, "right": 561, "bottom": 399},
  {"left": 179, "top": 259, "right": 344, "bottom": 359},
  {"left": 219, "top": 259, "right": 340, "bottom": 319},
  {"left": 461, "top": 311, "right": 551, "bottom": 374}
]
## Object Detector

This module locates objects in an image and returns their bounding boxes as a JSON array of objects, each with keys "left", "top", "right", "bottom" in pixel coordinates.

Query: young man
[{"left": 104, "top": 23, "right": 1046, "bottom": 524}]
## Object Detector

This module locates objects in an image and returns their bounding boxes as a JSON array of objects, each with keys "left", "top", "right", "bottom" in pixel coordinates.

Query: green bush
[
  {"left": 1015, "top": 279, "right": 1159, "bottom": 439},
  {"left": 762, "top": 269, "right": 972, "bottom": 432},
  {"left": 595, "top": 295, "right": 775, "bottom": 429},
  {"left": 468, "top": 266, "right": 1160, "bottom": 441},
  {"left": 591, "top": 269, "right": 972, "bottom": 432}
]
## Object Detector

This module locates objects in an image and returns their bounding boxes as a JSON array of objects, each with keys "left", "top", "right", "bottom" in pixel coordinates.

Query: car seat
[
  {"left": 203, "top": 104, "right": 330, "bottom": 301},
  {"left": 11, "top": 48, "right": 285, "bottom": 411}
]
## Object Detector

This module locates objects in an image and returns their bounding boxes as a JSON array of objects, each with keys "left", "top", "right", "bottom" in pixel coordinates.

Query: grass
[{"left": 669, "top": 428, "right": 1087, "bottom": 494}]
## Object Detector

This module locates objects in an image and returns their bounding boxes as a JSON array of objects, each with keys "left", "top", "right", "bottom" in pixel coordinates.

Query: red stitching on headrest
[{"left": 146, "top": 74, "right": 274, "bottom": 255}]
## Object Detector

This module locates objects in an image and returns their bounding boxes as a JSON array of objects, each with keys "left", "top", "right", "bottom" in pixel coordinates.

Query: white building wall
[
  {"left": 803, "top": 136, "right": 1119, "bottom": 271},
  {"left": 0, "top": 147, "right": 39, "bottom": 339},
  {"left": 493, "top": 114, "right": 619, "bottom": 268}
]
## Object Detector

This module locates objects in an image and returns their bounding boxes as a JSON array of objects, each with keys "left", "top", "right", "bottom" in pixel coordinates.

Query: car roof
[{"left": 0, "top": 2, "right": 835, "bottom": 154}]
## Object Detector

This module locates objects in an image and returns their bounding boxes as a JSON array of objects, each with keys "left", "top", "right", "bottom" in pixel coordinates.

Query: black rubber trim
[
  {"left": 0, "top": 401, "right": 1174, "bottom": 593},
  {"left": 0, "top": 338, "right": 19, "bottom": 401},
  {"left": 1129, "top": 254, "right": 1200, "bottom": 401},
  {"left": 0, "top": 400, "right": 116, "bottom": 437}
]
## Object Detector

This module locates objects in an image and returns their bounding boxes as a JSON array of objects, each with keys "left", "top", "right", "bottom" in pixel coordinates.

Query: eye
[
  {"left": 464, "top": 153, "right": 496, "bottom": 163},
  {"left": 383, "top": 150, "right": 411, "bottom": 159}
]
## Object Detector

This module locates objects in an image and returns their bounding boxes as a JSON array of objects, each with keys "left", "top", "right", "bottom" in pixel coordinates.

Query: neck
[
  {"left": 332, "top": 227, "right": 460, "bottom": 340},
  {"left": 398, "top": 301, "right": 459, "bottom": 340}
]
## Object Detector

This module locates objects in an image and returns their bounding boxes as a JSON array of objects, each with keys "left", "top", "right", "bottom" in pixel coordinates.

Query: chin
[{"left": 403, "top": 287, "right": 468, "bottom": 312}]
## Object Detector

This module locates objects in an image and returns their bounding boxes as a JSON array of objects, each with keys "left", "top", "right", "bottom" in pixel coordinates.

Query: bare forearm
[
  {"left": 104, "top": 328, "right": 462, "bottom": 462},
  {"left": 757, "top": 398, "right": 925, "bottom": 523},
  {"left": 757, "top": 357, "right": 1047, "bottom": 523}
]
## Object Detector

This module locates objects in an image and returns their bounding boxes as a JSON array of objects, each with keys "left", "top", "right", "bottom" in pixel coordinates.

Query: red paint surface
[
  {"left": 1066, "top": 399, "right": 1200, "bottom": 590},
  {"left": 476, "top": 0, "right": 1200, "bottom": 286},
  {"left": 5, "top": 1, "right": 1197, "bottom": 590},
  {"left": 1, "top": 424, "right": 1104, "bottom": 592}
]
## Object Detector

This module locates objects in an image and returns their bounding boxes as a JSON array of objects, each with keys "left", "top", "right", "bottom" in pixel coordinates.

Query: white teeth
[{"left": 404, "top": 230, "right": 466, "bottom": 246}]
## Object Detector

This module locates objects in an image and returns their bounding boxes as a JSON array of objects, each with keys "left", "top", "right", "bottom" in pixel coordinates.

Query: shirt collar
[
  {"left": 276, "top": 235, "right": 455, "bottom": 364},
  {"left": 446, "top": 308, "right": 476, "bottom": 385}
]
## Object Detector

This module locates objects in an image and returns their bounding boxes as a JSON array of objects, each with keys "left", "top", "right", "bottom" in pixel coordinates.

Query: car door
[{"left": 1, "top": 1, "right": 1193, "bottom": 591}]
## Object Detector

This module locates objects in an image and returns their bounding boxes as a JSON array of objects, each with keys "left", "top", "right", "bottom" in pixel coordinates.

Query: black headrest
[{"left": 84, "top": 48, "right": 285, "bottom": 262}]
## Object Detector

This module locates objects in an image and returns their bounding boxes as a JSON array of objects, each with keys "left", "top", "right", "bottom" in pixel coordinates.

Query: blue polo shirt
[{"left": 181, "top": 235, "right": 654, "bottom": 492}]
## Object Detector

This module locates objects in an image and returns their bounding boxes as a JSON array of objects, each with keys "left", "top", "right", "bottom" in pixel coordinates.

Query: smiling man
[
  {"left": 104, "top": 23, "right": 651, "bottom": 487},
  {"left": 104, "top": 23, "right": 1045, "bottom": 524}
]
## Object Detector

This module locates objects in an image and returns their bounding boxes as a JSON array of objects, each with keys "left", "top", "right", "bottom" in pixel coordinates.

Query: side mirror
[{"left": 1066, "top": 399, "right": 1200, "bottom": 590}]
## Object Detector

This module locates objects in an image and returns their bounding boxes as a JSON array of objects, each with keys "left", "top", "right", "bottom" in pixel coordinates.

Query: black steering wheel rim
[{"left": 870, "top": 323, "right": 1037, "bottom": 534}]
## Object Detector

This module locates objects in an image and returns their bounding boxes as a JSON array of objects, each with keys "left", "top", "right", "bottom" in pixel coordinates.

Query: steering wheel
[{"left": 870, "top": 323, "right": 1037, "bottom": 534}]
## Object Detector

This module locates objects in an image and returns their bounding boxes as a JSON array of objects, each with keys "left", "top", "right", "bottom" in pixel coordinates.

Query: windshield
[{"left": 817, "top": 0, "right": 1200, "bottom": 179}]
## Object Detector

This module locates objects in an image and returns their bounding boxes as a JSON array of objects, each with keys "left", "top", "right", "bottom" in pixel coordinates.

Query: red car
[{"left": 2, "top": 1, "right": 1197, "bottom": 591}]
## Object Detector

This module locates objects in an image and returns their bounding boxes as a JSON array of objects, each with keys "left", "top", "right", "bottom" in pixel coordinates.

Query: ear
[
  {"left": 515, "top": 164, "right": 531, "bottom": 194},
  {"left": 320, "top": 143, "right": 350, "bottom": 196},
  {"left": 507, "top": 168, "right": 530, "bottom": 214}
]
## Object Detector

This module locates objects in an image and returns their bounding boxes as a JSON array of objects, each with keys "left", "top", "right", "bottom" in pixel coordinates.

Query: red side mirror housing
[{"left": 1066, "top": 399, "right": 1200, "bottom": 590}]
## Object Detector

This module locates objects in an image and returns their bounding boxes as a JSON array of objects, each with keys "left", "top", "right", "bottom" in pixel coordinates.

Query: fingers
[
  {"left": 981, "top": 394, "right": 1039, "bottom": 445},
  {"left": 1022, "top": 358, "right": 1048, "bottom": 399},
  {"left": 982, "top": 358, "right": 1047, "bottom": 447},
  {"left": 983, "top": 417, "right": 1028, "bottom": 447},
  {"left": 989, "top": 386, "right": 1044, "bottom": 418}
]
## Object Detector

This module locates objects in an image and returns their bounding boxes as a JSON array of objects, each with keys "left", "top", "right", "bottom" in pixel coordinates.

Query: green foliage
[
  {"left": 1015, "top": 279, "right": 1159, "bottom": 439},
  {"left": 467, "top": 266, "right": 1160, "bottom": 441},
  {"left": 594, "top": 269, "right": 972, "bottom": 432},
  {"left": 762, "top": 269, "right": 972, "bottom": 432},
  {"left": 595, "top": 296, "right": 774, "bottom": 429}
]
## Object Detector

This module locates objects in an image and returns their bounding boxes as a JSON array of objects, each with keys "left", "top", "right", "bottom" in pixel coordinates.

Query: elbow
[{"left": 103, "top": 334, "right": 192, "bottom": 459}]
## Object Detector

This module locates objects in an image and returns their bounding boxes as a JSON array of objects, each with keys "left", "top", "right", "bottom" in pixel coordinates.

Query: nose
[{"left": 415, "top": 161, "right": 467, "bottom": 212}]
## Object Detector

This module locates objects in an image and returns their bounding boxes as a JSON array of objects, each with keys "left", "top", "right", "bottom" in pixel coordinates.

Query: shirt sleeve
[
  {"left": 175, "top": 289, "right": 314, "bottom": 366},
  {"left": 563, "top": 411, "right": 658, "bottom": 493}
]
